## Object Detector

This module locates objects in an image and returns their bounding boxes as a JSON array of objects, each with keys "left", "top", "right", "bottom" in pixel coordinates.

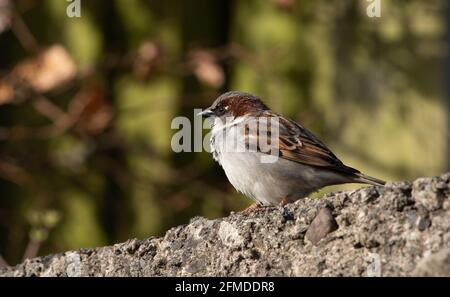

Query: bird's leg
[
  {"left": 243, "top": 203, "right": 263, "bottom": 213},
  {"left": 280, "top": 197, "right": 289, "bottom": 207}
]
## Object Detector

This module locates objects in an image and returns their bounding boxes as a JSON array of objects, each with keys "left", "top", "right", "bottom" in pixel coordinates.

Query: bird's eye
[{"left": 216, "top": 106, "right": 225, "bottom": 113}]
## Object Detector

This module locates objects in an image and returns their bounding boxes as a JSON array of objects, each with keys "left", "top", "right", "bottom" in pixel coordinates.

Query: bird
[{"left": 198, "top": 91, "right": 385, "bottom": 210}]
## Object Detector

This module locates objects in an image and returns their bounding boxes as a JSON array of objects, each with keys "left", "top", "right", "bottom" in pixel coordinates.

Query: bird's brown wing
[{"left": 247, "top": 113, "right": 360, "bottom": 175}]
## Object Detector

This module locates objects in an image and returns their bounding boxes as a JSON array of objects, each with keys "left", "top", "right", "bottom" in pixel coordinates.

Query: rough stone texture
[
  {"left": 305, "top": 207, "right": 338, "bottom": 245},
  {"left": 1, "top": 173, "right": 449, "bottom": 277}
]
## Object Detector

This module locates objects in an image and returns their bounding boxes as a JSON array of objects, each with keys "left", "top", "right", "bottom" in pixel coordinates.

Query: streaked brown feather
[{"left": 246, "top": 112, "right": 360, "bottom": 176}]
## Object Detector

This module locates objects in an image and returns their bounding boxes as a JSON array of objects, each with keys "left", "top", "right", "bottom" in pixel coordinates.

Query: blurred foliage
[{"left": 0, "top": 0, "right": 448, "bottom": 265}]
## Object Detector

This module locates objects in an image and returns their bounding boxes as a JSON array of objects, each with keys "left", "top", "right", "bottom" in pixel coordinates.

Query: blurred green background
[{"left": 0, "top": 0, "right": 448, "bottom": 265}]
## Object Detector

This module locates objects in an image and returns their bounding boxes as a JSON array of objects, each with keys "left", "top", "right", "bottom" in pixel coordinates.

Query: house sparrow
[{"left": 199, "top": 91, "right": 385, "bottom": 209}]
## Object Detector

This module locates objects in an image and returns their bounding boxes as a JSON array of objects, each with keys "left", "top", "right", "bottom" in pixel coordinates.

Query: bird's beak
[{"left": 197, "top": 108, "right": 214, "bottom": 118}]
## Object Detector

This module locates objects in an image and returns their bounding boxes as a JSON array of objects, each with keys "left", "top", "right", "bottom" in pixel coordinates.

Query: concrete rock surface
[{"left": 1, "top": 173, "right": 449, "bottom": 277}]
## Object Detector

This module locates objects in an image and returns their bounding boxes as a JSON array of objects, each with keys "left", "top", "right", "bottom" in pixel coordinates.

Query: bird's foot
[
  {"left": 242, "top": 203, "right": 263, "bottom": 213},
  {"left": 280, "top": 197, "right": 289, "bottom": 207}
]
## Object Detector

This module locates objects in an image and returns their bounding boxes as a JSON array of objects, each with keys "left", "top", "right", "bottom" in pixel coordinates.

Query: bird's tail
[{"left": 352, "top": 172, "right": 386, "bottom": 186}]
